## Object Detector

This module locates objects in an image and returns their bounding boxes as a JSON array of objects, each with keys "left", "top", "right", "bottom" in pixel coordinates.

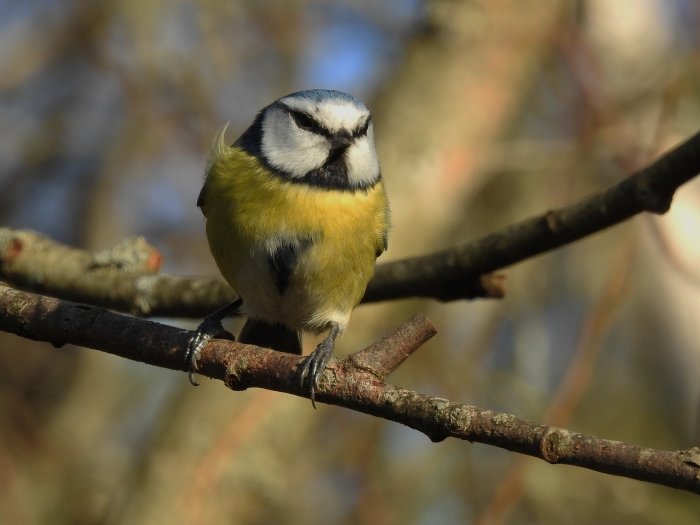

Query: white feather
[
  {"left": 206, "top": 122, "right": 233, "bottom": 172},
  {"left": 261, "top": 107, "right": 328, "bottom": 178},
  {"left": 345, "top": 124, "right": 380, "bottom": 187}
]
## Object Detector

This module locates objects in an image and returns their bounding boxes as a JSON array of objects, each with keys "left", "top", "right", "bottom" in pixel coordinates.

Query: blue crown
[{"left": 282, "top": 89, "right": 366, "bottom": 109}]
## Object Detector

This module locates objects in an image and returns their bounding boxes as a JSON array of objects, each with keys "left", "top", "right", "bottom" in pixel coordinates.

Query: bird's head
[{"left": 237, "top": 89, "right": 380, "bottom": 191}]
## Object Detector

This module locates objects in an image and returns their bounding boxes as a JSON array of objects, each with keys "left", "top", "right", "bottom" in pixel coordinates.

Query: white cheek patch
[
  {"left": 345, "top": 126, "right": 380, "bottom": 186},
  {"left": 261, "top": 108, "right": 329, "bottom": 178}
]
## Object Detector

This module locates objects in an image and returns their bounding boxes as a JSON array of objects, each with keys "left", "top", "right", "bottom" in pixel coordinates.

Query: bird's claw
[
  {"left": 185, "top": 315, "right": 235, "bottom": 386},
  {"left": 297, "top": 339, "right": 334, "bottom": 409},
  {"left": 185, "top": 330, "right": 210, "bottom": 386}
]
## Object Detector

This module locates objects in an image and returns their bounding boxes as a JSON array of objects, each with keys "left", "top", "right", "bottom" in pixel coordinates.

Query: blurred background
[{"left": 1, "top": 0, "right": 700, "bottom": 523}]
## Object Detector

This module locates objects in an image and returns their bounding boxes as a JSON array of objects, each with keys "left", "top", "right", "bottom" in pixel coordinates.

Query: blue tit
[{"left": 188, "top": 89, "right": 389, "bottom": 406}]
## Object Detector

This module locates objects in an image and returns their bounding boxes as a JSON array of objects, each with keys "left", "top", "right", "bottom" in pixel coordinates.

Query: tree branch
[
  {"left": 363, "top": 130, "right": 700, "bottom": 301},
  {"left": 1, "top": 132, "right": 698, "bottom": 313},
  {"left": 2, "top": 131, "right": 699, "bottom": 312},
  {"left": 1, "top": 284, "right": 698, "bottom": 494},
  {"left": 0, "top": 228, "right": 232, "bottom": 317}
]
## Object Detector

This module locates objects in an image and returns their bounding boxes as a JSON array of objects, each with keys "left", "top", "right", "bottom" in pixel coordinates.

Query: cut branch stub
[{"left": 347, "top": 313, "right": 437, "bottom": 381}]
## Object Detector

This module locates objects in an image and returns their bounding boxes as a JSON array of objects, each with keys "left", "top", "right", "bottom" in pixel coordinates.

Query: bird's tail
[{"left": 239, "top": 319, "right": 302, "bottom": 355}]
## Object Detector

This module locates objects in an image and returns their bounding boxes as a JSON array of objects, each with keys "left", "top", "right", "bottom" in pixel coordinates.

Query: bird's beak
[{"left": 330, "top": 130, "right": 353, "bottom": 151}]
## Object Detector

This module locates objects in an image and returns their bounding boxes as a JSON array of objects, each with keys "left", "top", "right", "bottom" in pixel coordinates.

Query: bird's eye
[
  {"left": 353, "top": 116, "right": 372, "bottom": 138},
  {"left": 291, "top": 111, "right": 318, "bottom": 133}
]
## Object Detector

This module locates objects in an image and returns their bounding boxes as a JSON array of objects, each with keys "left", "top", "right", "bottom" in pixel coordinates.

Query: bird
[{"left": 187, "top": 89, "right": 389, "bottom": 406}]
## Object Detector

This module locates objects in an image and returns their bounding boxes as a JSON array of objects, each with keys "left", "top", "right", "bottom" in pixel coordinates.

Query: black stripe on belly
[{"left": 267, "top": 238, "right": 312, "bottom": 294}]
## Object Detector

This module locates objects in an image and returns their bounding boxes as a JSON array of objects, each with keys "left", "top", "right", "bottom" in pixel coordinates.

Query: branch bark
[
  {"left": 0, "top": 228, "right": 232, "bottom": 317},
  {"left": 1, "top": 284, "right": 698, "bottom": 494}
]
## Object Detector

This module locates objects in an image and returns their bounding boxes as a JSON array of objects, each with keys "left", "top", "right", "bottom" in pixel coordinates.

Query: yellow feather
[
  {"left": 200, "top": 144, "right": 388, "bottom": 333},
  {"left": 206, "top": 122, "right": 233, "bottom": 171}
]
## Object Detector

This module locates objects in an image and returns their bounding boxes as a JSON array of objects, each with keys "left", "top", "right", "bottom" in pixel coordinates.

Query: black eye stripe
[
  {"left": 353, "top": 116, "right": 372, "bottom": 138},
  {"left": 290, "top": 110, "right": 326, "bottom": 136},
  {"left": 288, "top": 108, "right": 371, "bottom": 139}
]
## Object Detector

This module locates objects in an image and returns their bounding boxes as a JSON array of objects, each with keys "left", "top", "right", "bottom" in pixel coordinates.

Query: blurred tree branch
[
  {"left": 0, "top": 228, "right": 231, "bottom": 317},
  {"left": 1, "top": 130, "right": 700, "bottom": 313},
  {"left": 364, "top": 129, "right": 700, "bottom": 301},
  {"left": 0, "top": 284, "right": 698, "bottom": 494}
]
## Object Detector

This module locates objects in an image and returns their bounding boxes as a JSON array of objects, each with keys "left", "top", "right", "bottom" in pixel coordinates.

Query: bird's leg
[
  {"left": 298, "top": 321, "right": 341, "bottom": 408},
  {"left": 185, "top": 298, "right": 242, "bottom": 385}
]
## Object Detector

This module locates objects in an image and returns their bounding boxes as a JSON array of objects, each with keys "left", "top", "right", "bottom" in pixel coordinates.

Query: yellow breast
[{"left": 199, "top": 145, "right": 388, "bottom": 332}]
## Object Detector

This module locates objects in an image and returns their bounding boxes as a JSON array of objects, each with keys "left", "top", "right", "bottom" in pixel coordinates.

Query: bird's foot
[
  {"left": 185, "top": 299, "right": 242, "bottom": 385},
  {"left": 297, "top": 323, "right": 340, "bottom": 408}
]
